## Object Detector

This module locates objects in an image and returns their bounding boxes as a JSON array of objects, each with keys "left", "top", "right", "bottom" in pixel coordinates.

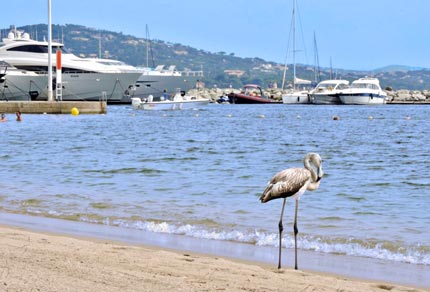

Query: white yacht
[
  {"left": 87, "top": 59, "right": 203, "bottom": 103},
  {"left": 338, "top": 77, "right": 387, "bottom": 105},
  {"left": 310, "top": 80, "right": 350, "bottom": 105},
  {"left": 132, "top": 65, "right": 203, "bottom": 100},
  {"left": 282, "top": 88, "right": 311, "bottom": 104},
  {"left": 0, "top": 30, "right": 142, "bottom": 102}
]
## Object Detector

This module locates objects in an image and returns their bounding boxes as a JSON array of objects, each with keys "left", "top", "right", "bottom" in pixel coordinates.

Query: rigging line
[
  {"left": 148, "top": 31, "right": 156, "bottom": 68},
  {"left": 58, "top": 79, "right": 126, "bottom": 101},
  {"left": 0, "top": 85, "right": 28, "bottom": 100},
  {"left": 313, "top": 32, "right": 321, "bottom": 83},
  {"left": 106, "top": 80, "right": 118, "bottom": 100},
  {"left": 295, "top": 0, "right": 309, "bottom": 65},
  {"left": 145, "top": 25, "right": 156, "bottom": 68},
  {"left": 2, "top": 79, "right": 34, "bottom": 95},
  {"left": 107, "top": 79, "right": 128, "bottom": 101},
  {"left": 29, "top": 79, "right": 46, "bottom": 93},
  {"left": 281, "top": 11, "right": 295, "bottom": 90}
]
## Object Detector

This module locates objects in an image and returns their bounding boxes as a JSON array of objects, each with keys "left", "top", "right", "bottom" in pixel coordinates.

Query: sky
[{"left": 1, "top": 0, "right": 429, "bottom": 71}]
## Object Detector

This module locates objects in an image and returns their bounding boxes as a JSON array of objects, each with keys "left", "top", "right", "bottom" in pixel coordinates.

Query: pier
[{"left": 0, "top": 101, "right": 107, "bottom": 114}]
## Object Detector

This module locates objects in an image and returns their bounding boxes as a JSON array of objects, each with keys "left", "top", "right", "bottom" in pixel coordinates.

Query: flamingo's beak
[{"left": 316, "top": 165, "right": 324, "bottom": 182}]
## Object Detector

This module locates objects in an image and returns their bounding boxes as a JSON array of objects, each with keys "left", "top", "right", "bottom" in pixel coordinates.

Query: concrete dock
[{"left": 0, "top": 101, "right": 107, "bottom": 114}]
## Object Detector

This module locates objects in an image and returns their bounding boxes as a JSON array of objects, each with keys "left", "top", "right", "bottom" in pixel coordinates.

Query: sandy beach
[{"left": 0, "top": 225, "right": 427, "bottom": 292}]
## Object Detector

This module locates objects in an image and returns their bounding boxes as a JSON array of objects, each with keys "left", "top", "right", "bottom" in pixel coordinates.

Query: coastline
[
  {"left": 0, "top": 213, "right": 428, "bottom": 291},
  {"left": 187, "top": 88, "right": 430, "bottom": 104}
]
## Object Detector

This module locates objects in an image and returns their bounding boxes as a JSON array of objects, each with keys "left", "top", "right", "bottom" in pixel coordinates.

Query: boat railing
[{"left": 180, "top": 70, "right": 204, "bottom": 77}]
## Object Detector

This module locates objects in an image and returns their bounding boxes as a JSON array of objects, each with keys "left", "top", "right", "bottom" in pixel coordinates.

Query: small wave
[
  {"left": 353, "top": 211, "right": 377, "bottom": 215},
  {"left": 345, "top": 196, "right": 366, "bottom": 202},
  {"left": 83, "top": 168, "right": 166, "bottom": 174},
  {"left": 318, "top": 216, "right": 343, "bottom": 221},
  {"left": 20, "top": 199, "right": 43, "bottom": 207},
  {"left": 186, "top": 147, "right": 200, "bottom": 152},
  {"left": 157, "top": 157, "right": 199, "bottom": 162},
  {"left": 316, "top": 225, "right": 338, "bottom": 229},
  {"left": 233, "top": 209, "right": 250, "bottom": 214},
  {"left": 404, "top": 181, "right": 430, "bottom": 187},
  {"left": 90, "top": 202, "right": 112, "bottom": 209},
  {"left": 106, "top": 219, "right": 430, "bottom": 266},
  {"left": 4, "top": 207, "right": 429, "bottom": 266},
  {"left": 367, "top": 166, "right": 385, "bottom": 170},
  {"left": 367, "top": 183, "right": 391, "bottom": 187}
]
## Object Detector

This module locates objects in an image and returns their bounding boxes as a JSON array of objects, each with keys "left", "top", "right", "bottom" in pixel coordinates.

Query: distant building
[
  {"left": 123, "top": 39, "right": 139, "bottom": 46},
  {"left": 72, "top": 37, "right": 90, "bottom": 41},
  {"left": 174, "top": 50, "right": 188, "bottom": 55},
  {"left": 224, "top": 70, "right": 245, "bottom": 77}
]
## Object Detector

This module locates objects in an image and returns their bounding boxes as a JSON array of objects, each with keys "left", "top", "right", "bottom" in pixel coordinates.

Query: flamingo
[{"left": 260, "top": 152, "right": 324, "bottom": 270}]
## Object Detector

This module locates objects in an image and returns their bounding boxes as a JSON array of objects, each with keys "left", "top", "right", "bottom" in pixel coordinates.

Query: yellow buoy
[{"left": 71, "top": 107, "right": 79, "bottom": 116}]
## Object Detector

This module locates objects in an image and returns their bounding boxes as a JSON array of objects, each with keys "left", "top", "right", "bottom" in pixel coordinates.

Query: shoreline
[
  {"left": 187, "top": 88, "right": 430, "bottom": 104},
  {"left": 0, "top": 212, "right": 429, "bottom": 291}
]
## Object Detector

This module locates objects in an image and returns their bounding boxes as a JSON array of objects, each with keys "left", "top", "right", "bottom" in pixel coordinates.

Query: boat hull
[
  {"left": 228, "top": 93, "right": 277, "bottom": 104},
  {"left": 311, "top": 93, "right": 342, "bottom": 105},
  {"left": 58, "top": 72, "right": 141, "bottom": 102},
  {"left": 339, "top": 93, "right": 386, "bottom": 105},
  {"left": 282, "top": 91, "right": 310, "bottom": 104},
  {"left": 1, "top": 72, "right": 141, "bottom": 102},
  {"left": 1, "top": 72, "right": 47, "bottom": 101}
]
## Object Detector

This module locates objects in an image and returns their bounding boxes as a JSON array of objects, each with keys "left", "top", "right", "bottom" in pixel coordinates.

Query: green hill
[{"left": 2, "top": 24, "right": 429, "bottom": 90}]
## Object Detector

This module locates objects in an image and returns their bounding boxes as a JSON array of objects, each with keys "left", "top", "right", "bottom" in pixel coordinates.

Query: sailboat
[{"left": 281, "top": 0, "right": 312, "bottom": 104}]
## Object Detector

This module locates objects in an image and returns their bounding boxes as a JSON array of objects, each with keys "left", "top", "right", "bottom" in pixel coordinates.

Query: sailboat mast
[
  {"left": 313, "top": 31, "right": 320, "bottom": 83},
  {"left": 292, "top": 0, "right": 296, "bottom": 90},
  {"left": 98, "top": 32, "right": 102, "bottom": 59},
  {"left": 145, "top": 24, "right": 149, "bottom": 68},
  {"left": 330, "top": 56, "right": 333, "bottom": 80}
]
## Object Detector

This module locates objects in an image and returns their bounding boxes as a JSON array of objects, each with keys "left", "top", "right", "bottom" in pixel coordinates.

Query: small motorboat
[
  {"left": 310, "top": 80, "right": 350, "bottom": 105},
  {"left": 228, "top": 84, "right": 279, "bottom": 104},
  {"left": 338, "top": 78, "right": 387, "bottom": 105},
  {"left": 131, "top": 89, "right": 209, "bottom": 110}
]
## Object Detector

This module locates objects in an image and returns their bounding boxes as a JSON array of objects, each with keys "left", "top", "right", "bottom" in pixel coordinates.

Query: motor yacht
[
  {"left": 0, "top": 30, "right": 142, "bottom": 102},
  {"left": 338, "top": 77, "right": 387, "bottom": 105},
  {"left": 310, "top": 80, "right": 349, "bottom": 104},
  {"left": 85, "top": 60, "right": 203, "bottom": 103}
]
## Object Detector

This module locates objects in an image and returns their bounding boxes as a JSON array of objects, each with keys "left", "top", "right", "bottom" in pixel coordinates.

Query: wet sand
[{"left": 0, "top": 224, "right": 428, "bottom": 292}]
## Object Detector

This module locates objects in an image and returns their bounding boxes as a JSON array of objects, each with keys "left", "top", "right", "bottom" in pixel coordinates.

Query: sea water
[{"left": 0, "top": 104, "right": 429, "bottom": 285}]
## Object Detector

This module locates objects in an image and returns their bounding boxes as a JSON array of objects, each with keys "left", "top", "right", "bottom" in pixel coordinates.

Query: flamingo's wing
[{"left": 260, "top": 168, "right": 310, "bottom": 203}]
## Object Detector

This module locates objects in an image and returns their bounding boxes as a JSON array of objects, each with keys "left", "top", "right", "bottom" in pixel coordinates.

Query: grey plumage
[
  {"left": 260, "top": 152, "right": 324, "bottom": 270},
  {"left": 260, "top": 168, "right": 311, "bottom": 203}
]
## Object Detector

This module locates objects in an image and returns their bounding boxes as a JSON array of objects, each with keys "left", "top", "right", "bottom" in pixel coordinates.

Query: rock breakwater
[
  {"left": 189, "top": 88, "right": 430, "bottom": 104},
  {"left": 386, "top": 89, "right": 430, "bottom": 103}
]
